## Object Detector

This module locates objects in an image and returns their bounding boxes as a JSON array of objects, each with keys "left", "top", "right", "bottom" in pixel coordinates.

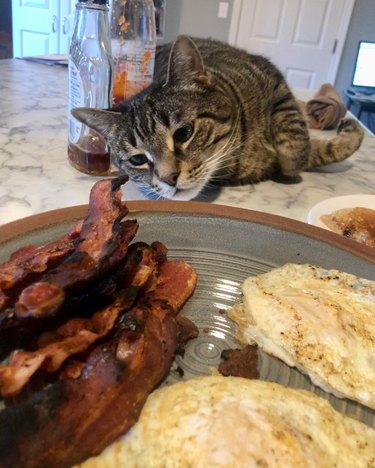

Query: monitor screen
[{"left": 352, "top": 41, "right": 375, "bottom": 90}]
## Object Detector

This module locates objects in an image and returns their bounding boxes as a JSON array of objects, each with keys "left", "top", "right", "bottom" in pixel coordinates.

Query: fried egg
[
  {"left": 79, "top": 376, "right": 375, "bottom": 467},
  {"left": 229, "top": 263, "right": 375, "bottom": 409}
]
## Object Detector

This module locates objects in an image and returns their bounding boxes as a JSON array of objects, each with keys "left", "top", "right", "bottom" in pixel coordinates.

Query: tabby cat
[{"left": 72, "top": 36, "right": 364, "bottom": 200}]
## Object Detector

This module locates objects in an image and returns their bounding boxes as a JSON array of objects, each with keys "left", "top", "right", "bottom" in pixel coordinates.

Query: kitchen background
[{"left": 0, "top": 0, "right": 374, "bottom": 130}]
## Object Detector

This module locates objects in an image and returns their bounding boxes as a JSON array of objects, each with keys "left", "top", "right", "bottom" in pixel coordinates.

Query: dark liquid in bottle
[{"left": 68, "top": 134, "right": 111, "bottom": 175}]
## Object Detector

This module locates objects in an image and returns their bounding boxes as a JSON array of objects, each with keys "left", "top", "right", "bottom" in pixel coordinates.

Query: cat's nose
[{"left": 160, "top": 171, "right": 180, "bottom": 186}]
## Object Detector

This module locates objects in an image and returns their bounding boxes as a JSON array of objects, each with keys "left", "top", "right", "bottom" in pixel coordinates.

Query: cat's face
[{"left": 72, "top": 36, "right": 238, "bottom": 200}]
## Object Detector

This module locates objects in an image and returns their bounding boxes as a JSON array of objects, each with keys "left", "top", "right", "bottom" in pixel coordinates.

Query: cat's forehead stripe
[
  {"left": 148, "top": 113, "right": 156, "bottom": 134},
  {"left": 134, "top": 119, "right": 147, "bottom": 142},
  {"left": 139, "top": 117, "right": 150, "bottom": 140},
  {"left": 128, "top": 131, "right": 137, "bottom": 148},
  {"left": 158, "top": 111, "right": 170, "bottom": 128}
]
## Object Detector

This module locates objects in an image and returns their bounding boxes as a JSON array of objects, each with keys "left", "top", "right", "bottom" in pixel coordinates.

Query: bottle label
[
  {"left": 112, "top": 42, "right": 156, "bottom": 103},
  {"left": 68, "top": 61, "right": 83, "bottom": 144}
]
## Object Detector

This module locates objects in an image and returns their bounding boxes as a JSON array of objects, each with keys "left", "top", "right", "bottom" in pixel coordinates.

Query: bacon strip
[
  {"left": 0, "top": 297, "right": 134, "bottom": 398},
  {"left": 0, "top": 259, "right": 197, "bottom": 468},
  {"left": 0, "top": 243, "right": 158, "bottom": 398},
  {"left": 1, "top": 177, "right": 137, "bottom": 326},
  {"left": 0, "top": 233, "right": 78, "bottom": 311},
  {"left": 154, "top": 259, "right": 198, "bottom": 313},
  {"left": 75, "top": 175, "right": 130, "bottom": 261},
  {"left": 0, "top": 177, "right": 136, "bottom": 363},
  {"left": 15, "top": 220, "right": 137, "bottom": 319},
  {"left": 0, "top": 235, "right": 79, "bottom": 291}
]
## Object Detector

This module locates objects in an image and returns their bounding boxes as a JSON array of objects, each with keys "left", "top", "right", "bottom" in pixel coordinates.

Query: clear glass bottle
[
  {"left": 68, "top": 0, "right": 113, "bottom": 175},
  {"left": 110, "top": 0, "right": 156, "bottom": 105}
]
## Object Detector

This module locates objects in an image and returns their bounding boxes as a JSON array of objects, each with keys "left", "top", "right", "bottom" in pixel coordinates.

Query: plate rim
[{"left": 1, "top": 200, "right": 374, "bottom": 264}]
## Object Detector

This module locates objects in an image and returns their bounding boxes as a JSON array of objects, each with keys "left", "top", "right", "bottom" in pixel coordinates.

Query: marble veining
[{"left": 0, "top": 59, "right": 374, "bottom": 226}]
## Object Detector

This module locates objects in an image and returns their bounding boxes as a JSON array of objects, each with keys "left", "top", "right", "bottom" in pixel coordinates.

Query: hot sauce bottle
[
  {"left": 110, "top": 0, "right": 156, "bottom": 105},
  {"left": 68, "top": 0, "right": 113, "bottom": 175}
]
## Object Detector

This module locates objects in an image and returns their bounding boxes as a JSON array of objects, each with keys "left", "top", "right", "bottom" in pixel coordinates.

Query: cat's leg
[
  {"left": 308, "top": 119, "right": 364, "bottom": 167},
  {"left": 271, "top": 93, "right": 311, "bottom": 177}
]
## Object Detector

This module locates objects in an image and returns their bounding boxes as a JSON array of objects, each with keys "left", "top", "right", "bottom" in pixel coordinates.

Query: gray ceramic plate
[{"left": 1, "top": 201, "right": 374, "bottom": 428}]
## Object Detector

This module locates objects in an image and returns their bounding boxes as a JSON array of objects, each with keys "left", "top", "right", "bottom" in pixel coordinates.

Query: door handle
[
  {"left": 63, "top": 17, "right": 70, "bottom": 35},
  {"left": 52, "top": 15, "right": 58, "bottom": 33}
]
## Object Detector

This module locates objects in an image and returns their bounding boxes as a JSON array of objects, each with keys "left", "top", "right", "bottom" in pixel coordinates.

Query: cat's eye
[
  {"left": 174, "top": 124, "right": 194, "bottom": 143},
  {"left": 129, "top": 154, "right": 148, "bottom": 166}
]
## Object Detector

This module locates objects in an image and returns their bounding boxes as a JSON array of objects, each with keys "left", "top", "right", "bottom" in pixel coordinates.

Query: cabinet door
[
  {"left": 59, "top": 0, "right": 77, "bottom": 54},
  {"left": 12, "top": 0, "right": 60, "bottom": 57}
]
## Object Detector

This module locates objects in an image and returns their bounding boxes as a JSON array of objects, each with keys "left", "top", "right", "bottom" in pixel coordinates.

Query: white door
[
  {"left": 12, "top": 0, "right": 77, "bottom": 57},
  {"left": 12, "top": 0, "right": 60, "bottom": 57},
  {"left": 230, "top": 0, "right": 355, "bottom": 89},
  {"left": 59, "top": 0, "right": 77, "bottom": 54}
]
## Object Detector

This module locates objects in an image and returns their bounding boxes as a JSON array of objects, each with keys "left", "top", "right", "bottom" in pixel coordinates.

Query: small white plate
[{"left": 307, "top": 194, "right": 375, "bottom": 230}]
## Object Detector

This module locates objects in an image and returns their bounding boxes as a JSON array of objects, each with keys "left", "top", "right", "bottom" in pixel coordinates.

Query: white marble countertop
[{"left": 0, "top": 58, "right": 374, "bottom": 227}]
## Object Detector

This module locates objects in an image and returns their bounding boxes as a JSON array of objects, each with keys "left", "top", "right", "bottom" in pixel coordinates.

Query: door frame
[{"left": 228, "top": 0, "right": 356, "bottom": 86}]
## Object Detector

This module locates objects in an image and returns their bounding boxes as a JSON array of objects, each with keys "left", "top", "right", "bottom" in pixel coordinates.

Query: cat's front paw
[{"left": 337, "top": 118, "right": 364, "bottom": 136}]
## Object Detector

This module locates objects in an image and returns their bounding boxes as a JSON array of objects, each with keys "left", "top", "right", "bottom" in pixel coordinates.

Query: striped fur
[{"left": 73, "top": 36, "right": 364, "bottom": 200}]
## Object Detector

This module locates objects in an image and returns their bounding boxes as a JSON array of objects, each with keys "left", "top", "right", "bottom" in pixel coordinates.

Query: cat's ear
[
  {"left": 166, "top": 35, "right": 206, "bottom": 83},
  {"left": 71, "top": 108, "right": 121, "bottom": 137}
]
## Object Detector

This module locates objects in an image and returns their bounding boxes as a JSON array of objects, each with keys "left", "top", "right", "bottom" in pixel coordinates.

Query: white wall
[{"left": 161, "top": 0, "right": 234, "bottom": 43}]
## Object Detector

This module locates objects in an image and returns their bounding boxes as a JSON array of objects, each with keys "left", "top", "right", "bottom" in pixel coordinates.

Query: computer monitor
[{"left": 351, "top": 41, "right": 375, "bottom": 95}]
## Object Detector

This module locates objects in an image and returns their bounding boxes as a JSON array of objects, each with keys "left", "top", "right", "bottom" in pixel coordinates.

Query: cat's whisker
[
  {"left": 208, "top": 161, "right": 238, "bottom": 173},
  {"left": 203, "top": 126, "right": 238, "bottom": 166},
  {"left": 203, "top": 146, "right": 236, "bottom": 175},
  {"left": 207, "top": 140, "right": 243, "bottom": 165},
  {"left": 204, "top": 122, "right": 240, "bottom": 166},
  {"left": 203, "top": 111, "right": 242, "bottom": 171},
  {"left": 194, "top": 159, "right": 236, "bottom": 181},
  {"left": 204, "top": 159, "right": 234, "bottom": 174},
  {"left": 204, "top": 142, "right": 242, "bottom": 172},
  {"left": 206, "top": 172, "right": 234, "bottom": 181},
  {"left": 205, "top": 145, "right": 235, "bottom": 165}
]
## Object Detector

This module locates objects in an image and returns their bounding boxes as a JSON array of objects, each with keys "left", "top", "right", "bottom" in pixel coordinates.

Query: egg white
[
  {"left": 230, "top": 263, "right": 375, "bottom": 409},
  {"left": 79, "top": 376, "right": 375, "bottom": 467}
]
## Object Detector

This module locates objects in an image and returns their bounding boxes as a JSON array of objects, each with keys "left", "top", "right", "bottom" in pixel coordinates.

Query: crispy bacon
[
  {"left": 0, "top": 239, "right": 75, "bottom": 292},
  {"left": 219, "top": 345, "right": 259, "bottom": 379},
  {"left": 0, "top": 176, "right": 198, "bottom": 468},
  {"left": 15, "top": 176, "right": 136, "bottom": 319},
  {"left": 154, "top": 259, "right": 198, "bottom": 313},
  {"left": 0, "top": 297, "right": 135, "bottom": 398},
  {"left": 14, "top": 219, "right": 137, "bottom": 319},
  {"left": 0, "top": 223, "right": 82, "bottom": 313},
  {"left": 151, "top": 240, "right": 168, "bottom": 264},
  {"left": 0, "top": 243, "right": 159, "bottom": 398},
  {"left": 0, "top": 176, "right": 137, "bottom": 328},
  {"left": 0, "top": 234, "right": 77, "bottom": 312},
  {"left": 75, "top": 175, "right": 130, "bottom": 261},
  {"left": 0, "top": 258, "right": 197, "bottom": 468}
]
